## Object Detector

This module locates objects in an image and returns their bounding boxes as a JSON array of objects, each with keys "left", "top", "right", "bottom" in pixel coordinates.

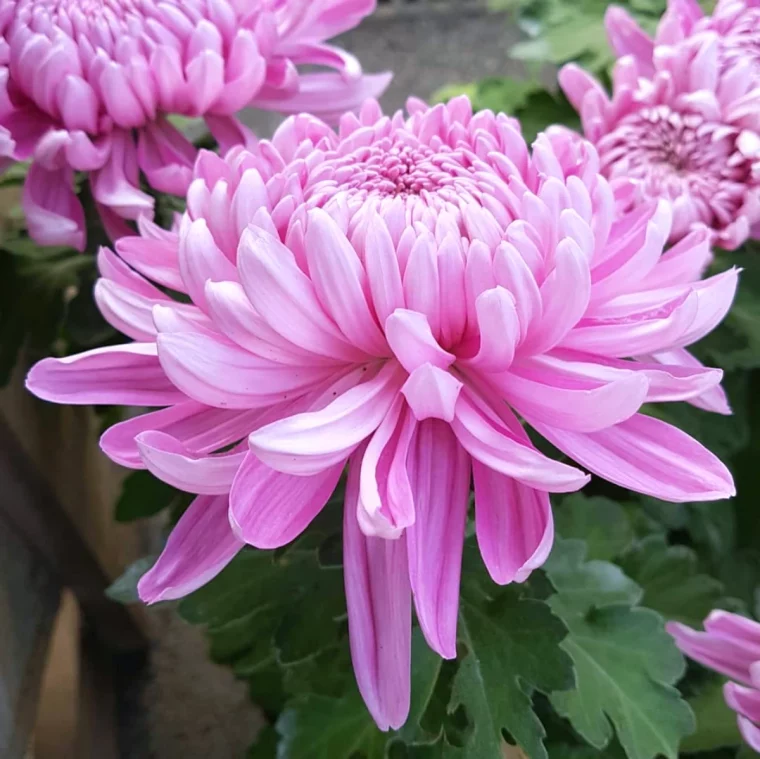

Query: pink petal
[
  {"left": 492, "top": 358, "right": 649, "bottom": 432},
  {"left": 725, "top": 684, "right": 760, "bottom": 726},
  {"left": 358, "top": 397, "right": 416, "bottom": 537},
  {"left": 364, "top": 213, "right": 405, "bottom": 325},
  {"left": 344, "top": 451, "right": 411, "bottom": 731},
  {"left": 237, "top": 225, "right": 364, "bottom": 362},
  {"left": 23, "top": 163, "right": 85, "bottom": 251},
  {"left": 94, "top": 278, "right": 169, "bottom": 341},
  {"left": 468, "top": 287, "right": 520, "bottom": 372},
  {"left": 100, "top": 402, "right": 264, "bottom": 468},
  {"left": 137, "top": 118, "right": 196, "bottom": 196},
  {"left": 604, "top": 7, "right": 655, "bottom": 73},
  {"left": 406, "top": 420, "right": 470, "bottom": 659},
  {"left": 635, "top": 349, "right": 726, "bottom": 407},
  {"left": 536, "top": 413, "right": 736, "bottom": 503},
  {"left": 248, "top": 361, "right": 405, "bottom": 475},
  {"left": 157, "top": 331, "right": 336, "bottom": 409},
  {"left": 136, "top": 431, "right": 245, "bottom": 494},
  {"left": 229, "top": 452, "right": 343, "bottom": 548},
  {"left": 115, "top": 224, "right": 184, "bottom": 292},
  {"left": 474, "top": 461, "right": 553, "bottom": 585},
  {"left": 26, "top": 343, "right": 184, "bottom": 406},
  {"left": 401, "top": 363, "right": 463, "bottom": 423},
  {"left": 305, "top": 209, "right": 387, "bottom": 356},
  {"left": 385, "top": 309, "right": 454, "bottom": 374},
  {"left": 138, "top": 493, "right": 243, "bottom": 603},
  {"left": 451, "top": 390, "right": 589, "bottom": 492}
]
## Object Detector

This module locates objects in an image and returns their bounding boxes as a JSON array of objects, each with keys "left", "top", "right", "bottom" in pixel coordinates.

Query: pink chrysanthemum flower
[
  {"left": 0, "top": 0, "right": 389, "bottom": 250},
  {"left": 560, "top": 0, "right": 760, "bottom": 250},
  {"left": 27, "top": 98, "right": 736, "bottom": 729},
  {"left": 668, "top": 611, "right": 760, "bottom": 751}
]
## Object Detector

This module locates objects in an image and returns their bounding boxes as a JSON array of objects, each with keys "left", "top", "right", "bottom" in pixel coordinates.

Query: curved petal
[
  {"left": 406, "top": 420, "right": 470, "bottom": 659},
  {"left": 26, "top": 343, "right": 184, "bottom": 406},
  {"left": 344, "top": 450, "right": 411, "bottom": 732},
  {"left": 249, "top": 361, "right": 404, "bottom": 475},
  {"left": 474, "top": 462, "right": 553, "bottom": 586},
  {"left": 229, "top": 451, "right": 343, "bottom": 548},
  {"left": 23, "top": 163, "right": 85, "bottom": 251},
  {"left": 385, "top": 309, "right": 454, "bottom": 374},
  {"left": 535, "top": 413, "right": 736, "bottom": 503},
  {"left": 157, "top": 331, "right": 336, "bottom": 409},
  {"left": 100, "top": 402, "right": 265, "bottom": 468},
  {"left": 136, "top": 431, "right": 245, "bottom": 494},
  {"left": 604, "top": 7, "right": 655, "bottom": 73},
  {"left": 138, "top": 493, "right": 243, "bottom": 603},
  {"left": 451, "top": 390, "right": 589, "bottom": 493}
]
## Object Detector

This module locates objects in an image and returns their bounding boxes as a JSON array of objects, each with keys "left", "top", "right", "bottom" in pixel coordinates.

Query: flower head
[
  {"left": 27, "top": 97, "right": 736, "bottom": 729},
  {"left": 561, "top": 0, "right": 760, "bottom": 249},
  {"left": 0, "top": 0, "right": 389, "bottom": 249},
  {"left": 668, "top": 611, "right": 760, "bottom": 751}
]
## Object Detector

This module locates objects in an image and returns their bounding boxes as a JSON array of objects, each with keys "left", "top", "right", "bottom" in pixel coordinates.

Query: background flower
[
  {"left": 561, "top": 0, "right": 760, "bottom": 249},
  {"left": 669, "top": 611, "right": 760, "bottom": 751},
  {"left": 27, "top": 97, "right": 736, "bottom": 729},
  {"left": 0, "top": 0, "right": 389, "bottom": 250}
]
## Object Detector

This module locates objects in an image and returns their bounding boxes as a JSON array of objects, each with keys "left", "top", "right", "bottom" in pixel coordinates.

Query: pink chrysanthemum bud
[
  {"left": 27, "top": 98, "right": 736, "bottom": 730},
  {"left": 561, "top": 0, "right": 760, "bottom": 250},
  {"left": 0, "top": 0, "right": 389, "bottom": 250},
  {"left": 668, "top": 611, "right": 760, "bottom": 751}
]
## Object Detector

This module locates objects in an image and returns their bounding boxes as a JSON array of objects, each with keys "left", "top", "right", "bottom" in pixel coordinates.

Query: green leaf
[
  {"left": 275, "top": 630, "right": 443, "bottom": 759},
  {"left": 620, "top": 535, "right": 729, "bottom": 628},
  {"left": 105, "top": 555, "right": 156, "bottom": 603},
  {"left": 115, "top": 470, "right": 185, "bottom": 522},
  {"left": 546, "top": 541, "right": 695, "bottom": 759},
  {"left": 452, "top": 583, "right": 575, "bottom": 759},
  {"left": 681, "top": 679, "right": 742, "bottom": 753},
  {"left": 555, "top": 495, "right": 634, "bottom": 561}
]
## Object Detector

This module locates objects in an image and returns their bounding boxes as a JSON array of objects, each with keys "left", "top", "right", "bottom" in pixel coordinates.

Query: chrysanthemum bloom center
[{"left": 598, "top": 105, "right": 760, "bottom": 237}]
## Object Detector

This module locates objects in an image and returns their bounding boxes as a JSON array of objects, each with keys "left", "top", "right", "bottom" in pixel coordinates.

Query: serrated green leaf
[
  {"left": 452, "top": 583, "right": 575, "bottom": 759},
  {"left": 105, "top": 555, "right": 156, "bottom": 603},
  {"left": 544, "top": 540, "right": 642, "bottom": 612},
  {"left": 115, "top": 470, "right": 184, "bottom": 522},
  {"left": 555, "top": 496, "right": 634, "bottom": 561},
  {"left": 620, "top": 535, "right": 729, "bottom": 628},
  {"left": 681, "top": 679, "right": 742, "bottom": 753},
  {"left": 546, "top": 541, "right": 694, "bottom": 759}
]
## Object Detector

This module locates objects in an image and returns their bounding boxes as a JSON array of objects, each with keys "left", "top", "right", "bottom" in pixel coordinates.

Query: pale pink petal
[
  {"left": 229, "top": 451, "right": 343, "bottom": 548},
  {"left": 406, "top": 420, "right": 470, "bottom": 659},
  {"left": 138, "top": 493, "right": 243, "bottom": 603},
  {"left": 100, "top": 402, "right": 264, "bottom": 468},
  {"left": 401, "top": 364, "right": 463, "bottom": 423},
  {"left": 23, "top": 163, "right": 85, "bottom": 251},
  {"left": 344, "top": 451, "right": 411, "bottom": 732},
  {"left": 26, "top": 344, "right": 184, "bottom": 406},
  {"left": 157, "top": 331, "right": 336, "bottom": 409},
  {"left": 385, "top": 309, "right": 454, "bottom": 374},
  {"left": 364, "top": 213, "right": 405, "bottom": 325},
  {"left": 136, "top": 431, "right": 245, "bottom": 494},
  {"left": 474, "top": 462, "right": 553, "bottom": 586},
  {"left": 604, "top": 7, "right": 655, "bottom": 73},
  {"left": 248, "top": 362, "right": 405, "bottom": 475},
  {"left": 137, "top": 118, "right": 196, "bottom": 195},
  {"left": 535, "top": 414, "right": 736, "bottom": 502},
  {"left": 451, "top": 390, "right": 590, "bottom": 493},
  {"left": 467, "top": 287, "right": 520, "bottom": 372}
]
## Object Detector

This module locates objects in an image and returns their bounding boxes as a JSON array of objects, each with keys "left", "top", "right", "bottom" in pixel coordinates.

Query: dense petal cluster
[
  {"left": 0, "top": 0, "right": 388, "bottom": 249},
  {"left": 560, "top": 0, "right": 760, "bottom": 249},
  {"left": 27, "top": 98, "right": 736, "bottom": 729},
  {"left": 669, "top": 611, "right": 760, "bottom": 751}
]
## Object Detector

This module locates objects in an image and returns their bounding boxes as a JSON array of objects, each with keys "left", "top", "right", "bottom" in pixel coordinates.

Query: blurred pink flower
[
  {"left": 668, "top": 611, "right": 760, "bottom": 751},
  {"left": 27, "top": 98, "right": 736, "bottom": 729},
  {"left": 0, "top": 0, "right": 389, "bottom": 250},
  {"left": 560, "top": 0, "right": 760, "bottom": 250}
]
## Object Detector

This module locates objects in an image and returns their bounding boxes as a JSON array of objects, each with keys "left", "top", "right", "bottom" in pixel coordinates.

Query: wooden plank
[
  {"left": 0, "top": 416, "right": 146, "bottom": 653},
  {"left": 0, "top": 515, "right": 60, "bottom": 759}
]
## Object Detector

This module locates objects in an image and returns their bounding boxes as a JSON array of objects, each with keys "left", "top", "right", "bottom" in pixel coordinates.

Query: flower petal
[
  {"left": 344, "top": 451, "right": 411, "bottom": 732},
  {"left": 138, "top": 493, "right": 243, "bottom": 603},
  {"left": 536, "top": 413, "right": 736, "bottom": 503},
  {"left": 26, "top": 343, "right": 183, "bottom": 406},
  {"left": 229, "top": 451, "right": 343, "bottom": 548},
  {"left": 406, "top": 420, "right": 470, "bottom": 659}
]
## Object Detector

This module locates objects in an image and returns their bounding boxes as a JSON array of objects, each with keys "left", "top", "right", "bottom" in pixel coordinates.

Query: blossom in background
[
  {"left": 560, "top": 0, "right": 760, "bottom": 249},
  {"left": 668, "top": 611, "right": 760, "bottom": 751},
  {"left": 27, "top": 97, "right": 736, "bottom": 729},
  {"left": 0, "top": 0, "right": 389, "bottom": 250}
]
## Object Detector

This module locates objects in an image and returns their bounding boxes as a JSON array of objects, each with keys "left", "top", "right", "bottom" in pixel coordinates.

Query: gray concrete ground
[{"left": 136, "top": 7, "right": 517, "bottom": 758}]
